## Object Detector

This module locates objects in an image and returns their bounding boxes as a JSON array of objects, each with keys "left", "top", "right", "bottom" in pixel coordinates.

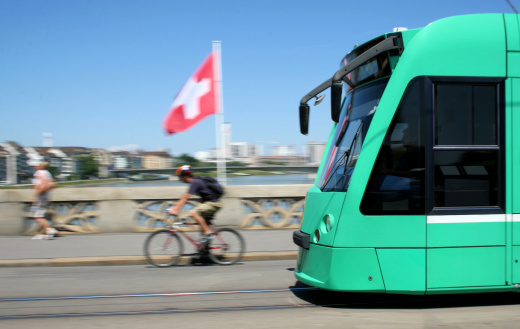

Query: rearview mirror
[
  {"left": 331, "top": 81, "right": 342, "bottom": 123},
  {"left": 299, "top": 104, "right": 310, "bottom": 135}
]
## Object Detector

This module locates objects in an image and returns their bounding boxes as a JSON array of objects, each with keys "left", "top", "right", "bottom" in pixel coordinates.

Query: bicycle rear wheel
[
  {"left": 144, "top": 229, "right": 184, "bottom": 267},
  {"left": 208, "top": 228, "right": 245, "bottom": 265}
]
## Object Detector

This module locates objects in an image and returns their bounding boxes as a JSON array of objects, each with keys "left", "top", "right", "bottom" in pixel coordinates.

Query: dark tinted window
[
  {"left": 435, "top": 84, "right": 497, "bottom": 145},
  {"left": 433, "top": 150, "right": 499, "bottom": 207},
  {"left": 361, "top": 78, "right": 426, "bottom": 215},
  {"left": 433, "top": 82, "right": 501, "bottom": 210}
]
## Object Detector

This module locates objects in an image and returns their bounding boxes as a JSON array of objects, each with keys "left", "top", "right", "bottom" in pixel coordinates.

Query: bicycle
[{"left": 144, "top": 215, "right": 245, "bottom": 267}]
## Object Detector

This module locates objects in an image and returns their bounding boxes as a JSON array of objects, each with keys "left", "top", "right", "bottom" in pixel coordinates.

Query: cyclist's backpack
[{"left": 199, "top": 176, "right": 225, "bottom": 199}]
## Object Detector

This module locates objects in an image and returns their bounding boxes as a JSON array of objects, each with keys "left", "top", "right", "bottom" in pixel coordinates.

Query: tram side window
[
  {"left": 433, "top": 83, "right": 500, "bottom": 208},
  {"left": 435, "top": 85, "right": 497, "bottom": 145},
  {"left": 361, "top": 78, "right": 426, "bottom": 215}
]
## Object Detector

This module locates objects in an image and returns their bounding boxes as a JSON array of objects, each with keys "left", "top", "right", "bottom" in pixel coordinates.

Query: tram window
[
  {"left": 361, "top": 78, "right": 426, "bottom": 215},
  {"left": 435, "top": 84, "right": 497, "bottom": 146},
  {"left": 433, "top": 82, "right": 501, "bottom": 209},
  {"left": 433, "top": 150, "right": 499, "bottom": 207}
]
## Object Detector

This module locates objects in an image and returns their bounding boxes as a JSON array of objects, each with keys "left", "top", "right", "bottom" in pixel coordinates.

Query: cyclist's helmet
[{"left": 175, "top": 165, "right": 193, "bottom": 176}]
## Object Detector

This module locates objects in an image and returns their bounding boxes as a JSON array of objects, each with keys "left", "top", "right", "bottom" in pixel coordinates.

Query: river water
[{"left": 105, "top": 174, "right": 316, "bottom": 187}]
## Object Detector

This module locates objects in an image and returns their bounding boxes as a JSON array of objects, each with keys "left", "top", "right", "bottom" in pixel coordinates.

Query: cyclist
[{"left": 169, "top": 165, "right": 222, "bottom": 245}]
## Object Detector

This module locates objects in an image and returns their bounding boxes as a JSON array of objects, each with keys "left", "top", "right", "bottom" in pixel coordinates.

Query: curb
[{"left": 0, "top": 251, "right": 297, "bottom": 268}]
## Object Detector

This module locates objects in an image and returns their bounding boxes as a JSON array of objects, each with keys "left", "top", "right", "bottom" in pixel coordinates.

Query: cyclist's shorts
[{"left": 194, "top": 201, "right": 222, "bottom": 222}]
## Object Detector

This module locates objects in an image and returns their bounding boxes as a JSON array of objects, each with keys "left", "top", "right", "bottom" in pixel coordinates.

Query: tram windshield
[{"left": 317, "top": 78, "right": 388, "bottom": 192}]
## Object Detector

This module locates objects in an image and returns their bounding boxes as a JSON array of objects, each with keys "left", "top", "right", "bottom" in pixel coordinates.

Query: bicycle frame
[{"left": 170, "top": 221, "right": 228, "bottom": 251}]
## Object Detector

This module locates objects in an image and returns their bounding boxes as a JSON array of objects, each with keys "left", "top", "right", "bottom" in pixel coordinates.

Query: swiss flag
[{"left": 163, "top": 52, "right": 219, "bottom": 134}]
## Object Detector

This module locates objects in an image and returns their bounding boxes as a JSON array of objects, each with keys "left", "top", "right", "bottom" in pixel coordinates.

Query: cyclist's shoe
[{"left": 198, "top": 233, "right": 214, "bottom": 249}]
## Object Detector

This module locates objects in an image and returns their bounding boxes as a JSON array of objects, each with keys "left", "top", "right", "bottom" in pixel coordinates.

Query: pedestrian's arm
[
  {"left": 34, "top": 177, "right": 54, "bottom": 195},
  {"left": 33, "top": 177, "right": 45, "bottom": 195},
  {"left": 170, "top": 193, "right": 191, "bottom": 215}
]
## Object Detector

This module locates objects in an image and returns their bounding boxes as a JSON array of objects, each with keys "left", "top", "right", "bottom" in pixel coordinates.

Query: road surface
[{"left": 1, "top": 260, "right": 520, "bottom": 328}]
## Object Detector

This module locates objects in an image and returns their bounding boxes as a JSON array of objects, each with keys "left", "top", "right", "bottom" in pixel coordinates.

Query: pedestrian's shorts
[{"left": 31, "top": 201, "right": 49, "bottom": 218}]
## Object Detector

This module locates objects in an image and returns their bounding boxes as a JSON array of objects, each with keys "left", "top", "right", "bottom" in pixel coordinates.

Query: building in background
[
  {"left": 305, "top": 141, "right": 327, "bottom": 165},
  {"left": 0, "top": 145, "right": 10, "bottom": 183},
  {"left": 23, "top": 147, "right": 45, "bottom": 167},
  {"left": 248, "top": 144, "right": 263, "bottom": 157},
  {"left": 272, "top": 145, "right": 297, "bottom": 157},
  {"left": 140, "top": 151, "right": 173, "bottom": 169},
  {"left": 1, "top": 142, "right": 33, "bottom": 183},
  {"left": 47, "top": 148, "right": 75, "bottom": 175},
  {"left": 0, "top": 138, "right": 322, "bottom": 185},
  {"left": 229, "top": 142, "right": 248, "bottom": 158},
  {"left": 111, "top": 151, "right": 131, "bottom": 169}
]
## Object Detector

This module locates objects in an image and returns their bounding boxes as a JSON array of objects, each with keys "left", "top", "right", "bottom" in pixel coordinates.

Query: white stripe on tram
[{"left": 427, "top": 214, "right": 505, "bottom": 224}]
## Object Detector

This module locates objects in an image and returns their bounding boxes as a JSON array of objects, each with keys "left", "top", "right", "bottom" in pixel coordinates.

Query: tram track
[
  {"left": 4, "top": 285, "right": 518, "bottom": 320},
  {"left": 0, "top": 287, "right": 318, "bottom": 303},
  {"left": 0, "top": 287, "right": 319, "bottom": 320},
  {"left": 2, "top": 287, "right": 520, "bottom": 325}
]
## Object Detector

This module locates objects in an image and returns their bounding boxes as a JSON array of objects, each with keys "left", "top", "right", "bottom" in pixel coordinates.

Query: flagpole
[{"left": 213, "top": 41, "right": 227, "bottom": 185}]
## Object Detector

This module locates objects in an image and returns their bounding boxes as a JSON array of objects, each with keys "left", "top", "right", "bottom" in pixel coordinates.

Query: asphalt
[{"left": 0, "top": 229, "right": 298, "bottom": 267}]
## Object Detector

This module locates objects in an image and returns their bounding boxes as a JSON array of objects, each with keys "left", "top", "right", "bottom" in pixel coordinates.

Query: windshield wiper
[
  {"left": 341, "top": 122, "right": 364, "bottom": 190},
  {"left": 323, "top": 122, "right": 365, "bottom": 191},
  {"left": 335, "top": 106, "right": 353, "bottom": 147},
  {"left": 323, "top": 150, "right": 350, "bottom": 191}
]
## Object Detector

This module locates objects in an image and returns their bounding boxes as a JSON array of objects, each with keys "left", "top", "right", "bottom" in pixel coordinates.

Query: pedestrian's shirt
[
  {"left": 33, "top": 170, "right": 52, "bottom": 199},
  {"left": 187, "top": 178, "right": 219, "bottom": 202}
]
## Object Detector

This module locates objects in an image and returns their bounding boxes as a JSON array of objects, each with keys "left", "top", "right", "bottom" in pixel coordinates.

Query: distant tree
[
  {"left": 199, "top": 161, "right": 217, "bottom": 168},
  {"left": 227, "top": 161, "right": 249, "bottom": 167},
  {"left": 78, "top": 156, "right": 99, "bottom": 179},
  {"left": 47, "top": 166, "right": 59, "bottom": 179},
  {"left": 174, "top": 154, "right": 200, "bottom": 167}
]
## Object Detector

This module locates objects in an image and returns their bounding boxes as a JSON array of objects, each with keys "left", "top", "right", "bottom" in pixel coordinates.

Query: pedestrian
[{"left": 31, "top": 161, "right": 58, "bottom": 239}]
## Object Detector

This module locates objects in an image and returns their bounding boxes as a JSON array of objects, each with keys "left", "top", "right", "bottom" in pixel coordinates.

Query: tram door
[
  {"left": 512, "top": 78, "right": 520, "bottom": 284},
  {"left": 426, "top": 80, "right": 506, "bottom": 289}
]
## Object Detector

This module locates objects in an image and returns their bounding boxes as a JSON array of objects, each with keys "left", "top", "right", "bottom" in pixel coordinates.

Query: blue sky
[{"left": 0, "top": 0, "right": 516, "bottom": 156}]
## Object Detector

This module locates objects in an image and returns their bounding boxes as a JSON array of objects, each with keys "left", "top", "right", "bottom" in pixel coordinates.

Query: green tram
[{"left": 293, "top": 13, "right": 520, "bottom": 295}]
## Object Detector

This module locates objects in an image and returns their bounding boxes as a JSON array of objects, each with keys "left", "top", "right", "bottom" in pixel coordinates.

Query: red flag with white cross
[{"left": 163, "top": 52, "right": 219, "bottom": 134}]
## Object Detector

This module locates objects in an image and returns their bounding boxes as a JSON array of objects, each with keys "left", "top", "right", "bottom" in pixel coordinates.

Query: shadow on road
[{"left": 289, "top": 281, "right": 520, "bottom": 309}]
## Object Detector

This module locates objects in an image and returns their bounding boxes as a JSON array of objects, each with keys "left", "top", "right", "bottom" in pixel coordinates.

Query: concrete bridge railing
[{"left": 0, "top": 185, "right": 311, "bottom": 235}]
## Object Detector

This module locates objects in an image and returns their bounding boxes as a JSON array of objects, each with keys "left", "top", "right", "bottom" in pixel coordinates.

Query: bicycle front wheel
[
  {"left": 144, "top": 230, "right": 184, "bottom": 267},
  {"left": 208, "top": 228, "right": 245, "bottom": 265}
]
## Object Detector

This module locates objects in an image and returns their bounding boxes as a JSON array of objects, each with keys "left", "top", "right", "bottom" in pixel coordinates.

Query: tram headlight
[
  {"left": 325, "top": 215, "right": 332, "bottom": 231},
  {"left": 322, "top": 214, "right": 334, "bottom": 232},
  {"left": 314, "top": 229, "right": 320, "bottom": 242}
]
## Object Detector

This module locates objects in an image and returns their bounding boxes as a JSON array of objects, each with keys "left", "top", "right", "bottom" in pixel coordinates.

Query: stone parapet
[{"left": 0, "top": 185, "right": 312, "bottom": 235}]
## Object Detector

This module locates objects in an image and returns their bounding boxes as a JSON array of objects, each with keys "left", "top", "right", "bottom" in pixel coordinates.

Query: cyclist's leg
[
  {"left": 188, "top": 208, "right": 212, "bottom": 234},
  {"left": 189, "top": 201, "right": 221, "bottom": 235}
]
